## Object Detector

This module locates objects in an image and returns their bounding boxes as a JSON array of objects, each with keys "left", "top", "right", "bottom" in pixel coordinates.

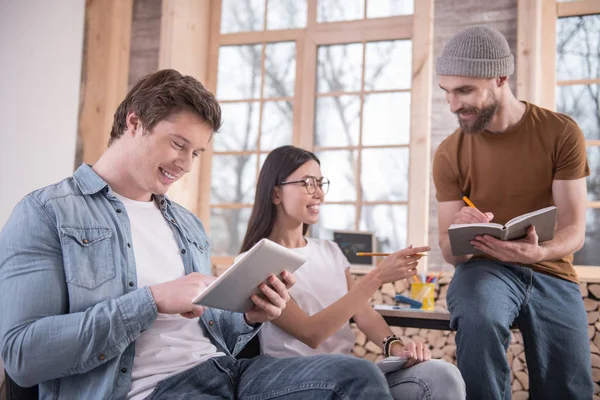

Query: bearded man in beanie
[{"left": 433, "top": 26, "right": 593, "bottom": 399}]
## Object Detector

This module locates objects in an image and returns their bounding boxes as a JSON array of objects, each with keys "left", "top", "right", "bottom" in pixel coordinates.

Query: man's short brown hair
[{"left": 109, "top": 69, "right": 222, "bottom": 146}]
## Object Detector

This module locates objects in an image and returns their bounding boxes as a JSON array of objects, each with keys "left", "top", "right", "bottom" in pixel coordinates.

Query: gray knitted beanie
[{"left": 436, "top": 26, "right": 514, "bottom": 78}]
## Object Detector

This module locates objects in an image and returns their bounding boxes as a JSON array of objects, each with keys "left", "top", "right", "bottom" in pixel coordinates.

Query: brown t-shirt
[{"left": 433, "top": 102, "right": 589, "bottom": 283}]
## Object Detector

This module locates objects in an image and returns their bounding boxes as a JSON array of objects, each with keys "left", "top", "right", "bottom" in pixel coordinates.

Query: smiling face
[
  {"left": 439, "top": 75, "right": 500, "bottom": 134},
  {"left": 125, "top": 109, "right": 212, "bottom": 200},
  {"left": 274, "top": 160, "right": 325, "bottom": 226}
]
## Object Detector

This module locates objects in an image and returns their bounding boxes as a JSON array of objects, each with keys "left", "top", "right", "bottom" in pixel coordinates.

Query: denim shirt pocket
[
  {"left": 186, "top": 235, "right": 212, "bottom": 274},
  {"left": 60, "top": 226, "right": 116, "bottom": 289}
]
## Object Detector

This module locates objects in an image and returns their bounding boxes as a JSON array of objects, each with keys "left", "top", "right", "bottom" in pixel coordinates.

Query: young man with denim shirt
[
  {"left": 0, "top": 69, "right": 393, "bottom": 399},
  {"left": 433, "top": 26, "right": 593, "bottom": 399}
]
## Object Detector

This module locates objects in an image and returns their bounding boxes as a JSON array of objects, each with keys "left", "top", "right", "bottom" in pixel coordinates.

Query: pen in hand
[
  {"left": 462, "top": 195, "right": 493, "bottom": 222},
  {"left": 462, "top": 195, "right": 476, "bottom": 209}
]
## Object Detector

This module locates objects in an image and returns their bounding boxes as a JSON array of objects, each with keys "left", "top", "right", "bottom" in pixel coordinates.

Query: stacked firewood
[{"left": 350, "top": 275, "right": 600, "bottom": 400}]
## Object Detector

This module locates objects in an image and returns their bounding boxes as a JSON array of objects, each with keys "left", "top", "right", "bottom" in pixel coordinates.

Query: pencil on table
[{"left": 435, "top": 271, "right": 443, "bottom": 283}]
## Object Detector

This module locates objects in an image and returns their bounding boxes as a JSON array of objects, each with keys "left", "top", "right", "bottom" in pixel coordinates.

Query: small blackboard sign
[{"left": 332, "top": 231, "right": 376, "bottom": 269}]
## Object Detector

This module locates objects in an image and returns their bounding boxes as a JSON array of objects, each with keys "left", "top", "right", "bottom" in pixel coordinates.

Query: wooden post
[
  {"left": 78, "top": 0, "right": 133, "bottom": 165},
  {"left": 408, "top": 0, "right": 434, "bottom": 271},
  {"left": 159, "top": 0, "right": 212, "bottom": 215},
  {"left": 517, "top": 0, "right": 543, "bottom": 104}
]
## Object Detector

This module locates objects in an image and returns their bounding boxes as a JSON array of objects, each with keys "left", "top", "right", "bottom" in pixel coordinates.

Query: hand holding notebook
[{"left": 448, "top": 205, "right": 557, "bottom": 256}]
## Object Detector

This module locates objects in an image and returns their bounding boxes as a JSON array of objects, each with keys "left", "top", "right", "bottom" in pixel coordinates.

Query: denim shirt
[{"left": 0, "top": 164, "right": 258, "bottom": 399}]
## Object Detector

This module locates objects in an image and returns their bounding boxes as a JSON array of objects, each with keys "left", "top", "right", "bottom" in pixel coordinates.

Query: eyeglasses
[{"left": 278, "top": 176, "right": 330, "bottom": 195}]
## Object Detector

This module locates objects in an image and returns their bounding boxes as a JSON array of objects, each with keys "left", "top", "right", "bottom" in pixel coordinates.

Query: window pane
[
  {"left": 317, "top": 0, "right": 364, "bottom": 22},
  {"left": 221, "top": 0, "right": 265, "bottom": 33},
  {"left": 367, "top": 0, "right": 413, "bottom": 18},
  {"left": 259, "top": 152, "right": 268, "bottom": 170},
  {"left": 210, "top": 207, "right": 252, "bottom": 255},
  {"left": 317, "top": 44, "right": 363, "bottom": 93},
  {"left": 556, "top": 84, "right": 600, "bottom": 140},
  {"left": 588, "top": 147, "right": 600, "bottom": 202},
  {"left": 267, "top": 0, "right": 307, "bottom": 29},
  {"left": 315, "top": 95, "right": 361, "bottom": 146},
  {"left": 220, "top": 0, "right": 265, "bottom": 33},
  {"left": 362, "top": 93, "right": 411, "bottom": 146},
  {"left": 264, "top": 42, "right": 296, "bottom": 98},
  {"left": 214, "top": 102, "right": 260, "bottom": 152},
  {"left": 361, "top": 148, "right": 409, "bottom": 202},
  {"left": 312, "top": 204, "right": 356, "bottom": 239},
  {"left": 211, "top": 154, "right": 257, "bottom": 204},
  {"left": 261, "top": 101, "right": 293, "bottom": 151},
  {"left": 573, "top": 208, "right": 600, "bottom": 266},
  {"left": 556, "top": 15, "right": 600, "bottom": 81},
  {"left": 316, "top": 150, "right": 358, "bottom": 202},
  {"left": 360, "top": 205, "right": 407, "bottom": 252},
  {"left": 365, "top": 40, "right": 412, "bottom": 91},
  {"left": 217, "top": 45, "right": 262, "bottom": 100}
]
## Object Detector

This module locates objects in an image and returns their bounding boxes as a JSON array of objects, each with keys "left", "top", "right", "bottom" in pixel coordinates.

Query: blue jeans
[
  {"left": 447, "top": 260, "right": 593, "bottom": 400},
  {"left": 147, "top": 354, "right": 392, "bottom": 399},
  {"left": 385, "top": 359, "right": 465, "bottom": 399}
]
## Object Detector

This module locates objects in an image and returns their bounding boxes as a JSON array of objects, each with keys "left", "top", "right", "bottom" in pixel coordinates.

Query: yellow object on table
[{"left": 411, "top": 282, "right": 435, "bottom": 311}]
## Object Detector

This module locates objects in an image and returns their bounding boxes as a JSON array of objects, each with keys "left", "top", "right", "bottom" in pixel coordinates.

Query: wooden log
[
  {"left": 584, "top": 298, "right": 598, "bottom": 312},
  {"left": 432, "top": 348, "right": 444, "bottom": 359},
  {"left": 352, "top": 345, "right": 367, "bottom": 357},
  {"left": 442, "top": 345, "right": 456, "bottom": 357},
  {"left": 512, "top": 391, "right": 529, "bottom": 400},
  {"left": 515, "top": 370, "right": 529, "bottom": 390},
  {"left": 355, "top": 330, "right": 367, "bottom": 347},
  {"left": 365, "top": 341, "right": 382, "bottom": 354},
  {"left": 512, "top": 378, "right": 523, "bottom": 392},
  {"left": 581, "top": 283, "right": 589, "bottom": 297},
  {"left": 589, "top": 284, "right": 600, "bottom": 299},
  {"left": 512, "top": 356, "right": 524, "bottom": 372},
  {"left": 381, "top": 283, "right": 396, "bottom": 298},
  {"left": 510, "top": 344, "right": 524, "bottom": 356},
  {"left": 592, "top": 367, "right": 600, "bottom": 382}
]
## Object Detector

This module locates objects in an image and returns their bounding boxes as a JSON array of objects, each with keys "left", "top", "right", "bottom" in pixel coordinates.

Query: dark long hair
[{"left": 239, "top": 145, "right": 320, "bottom": 253}]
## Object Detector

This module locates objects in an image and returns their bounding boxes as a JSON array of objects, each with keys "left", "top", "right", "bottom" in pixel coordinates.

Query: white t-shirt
[
  {"left": 257, "top": 237, "right": 356, "bottom": 357},
  {"left": 113, "top": 193, "right": 223, "bottom": 400}
]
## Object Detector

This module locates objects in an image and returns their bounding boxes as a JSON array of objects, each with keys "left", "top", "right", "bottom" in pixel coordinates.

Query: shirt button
[
  {"left": 181, "top": 249, "right": 186, "bottom": 254},
  {"left": 127, "top": 243, "right": 131, "bottom": 248},
  {"left": 98, "top": 354, "right": 106, "bottom": 361},
  {"left": 121, "top": 367, "right": 127, "bottom": 373},
  {"left": 128, "top": 281, "right": 134, "bottom": 287},
  {"left": 171, "top": 219, "right": 177, "bottom": 223},
  {"left": 116, "top": 208, "right": 122, "bottom": 213},
  {"left": 161, "top": 200, "right": 165, "bottom": 205},
  {"left": 208, "top": 320, "right": 214, "bottom": 326},
  {"left": 82, "top": 239, "right": 89, "bottom": 244}
]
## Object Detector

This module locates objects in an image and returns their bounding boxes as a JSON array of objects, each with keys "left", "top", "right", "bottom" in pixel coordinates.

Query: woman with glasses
[{"left": 239, "top": 145, "right": 465, "bottom": 399}]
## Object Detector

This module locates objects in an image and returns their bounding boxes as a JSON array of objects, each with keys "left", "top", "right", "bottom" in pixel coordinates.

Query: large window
[
  {"left": 204, "top": 0, "right": 433, "bottom": 268},
  {"left": 554, "top": 1, "right": 600, "bottom": 266}
]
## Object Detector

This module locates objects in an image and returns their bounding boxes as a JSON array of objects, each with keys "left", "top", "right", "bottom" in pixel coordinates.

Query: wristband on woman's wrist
[{"left": 383, "top": 335, "right": 405, "bottom": 357}]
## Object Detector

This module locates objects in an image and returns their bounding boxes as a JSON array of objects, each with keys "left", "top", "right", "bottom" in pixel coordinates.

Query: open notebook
[{"left": 448, "top": 206, "right": 557, "bottom": 256}]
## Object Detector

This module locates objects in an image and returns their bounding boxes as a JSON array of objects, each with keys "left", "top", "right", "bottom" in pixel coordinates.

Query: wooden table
[
  {"left": 374, "top": 304, "right": 452, "bottom": 330},
  {"left": 374, "top": 304, "right": 518, "bottom": 331}
]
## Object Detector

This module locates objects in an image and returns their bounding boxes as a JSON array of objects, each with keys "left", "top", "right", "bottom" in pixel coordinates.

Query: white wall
[{"left": 0, "top": 0, "right": 85, "bottom": 228}]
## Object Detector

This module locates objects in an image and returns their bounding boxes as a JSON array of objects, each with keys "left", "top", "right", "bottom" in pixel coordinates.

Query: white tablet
[{"left": 191, "top": 238, "right": 307, "bottom": 313}]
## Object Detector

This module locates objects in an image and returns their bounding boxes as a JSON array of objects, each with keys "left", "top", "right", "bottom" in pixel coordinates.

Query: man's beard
[{"left": 455, "top": 93, "right": 498, "bottom": 134}]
